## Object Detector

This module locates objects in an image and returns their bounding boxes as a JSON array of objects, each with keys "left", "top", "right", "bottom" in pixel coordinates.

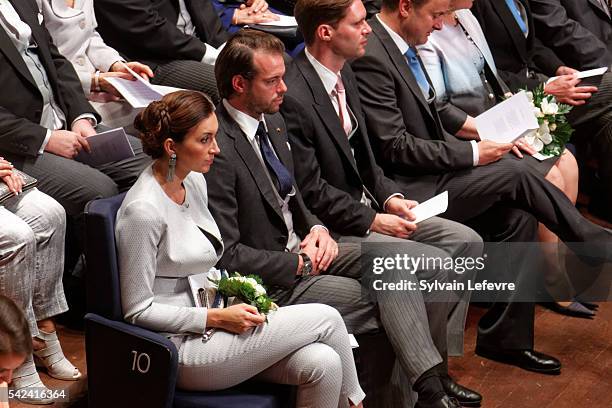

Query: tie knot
[
  {"left": 335, "top": 74, "right": 345, "bottom": 93},
  {"left": 256, "top": 121, "right": 267, "bottom": 137},
  {"left": 405, "top": 47, "right": 418, "bottom": 62}
]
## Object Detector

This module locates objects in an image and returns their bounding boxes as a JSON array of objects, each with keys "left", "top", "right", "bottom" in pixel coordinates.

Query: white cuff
[
  {"left": 38, "top": 129, "right": 52, "bottom": 155},
  {"left": 71, "top": 114, "right": 98, "bottom": 129},
  {"left": 470, "top": 140, "right": 479, "bottom": 167},
  {"left": 310, "top": 225, "right": 329, "bottom": 233},
  {"left": 383, "top": 193, "right": 404, "bottom": 212},
  {"left": 201, "top": 42, "right": 225, "bottom": 65}
]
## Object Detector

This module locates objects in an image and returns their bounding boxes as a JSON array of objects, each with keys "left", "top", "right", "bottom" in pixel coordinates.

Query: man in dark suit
[
  {"left": 350, "top": 0, "right": 612, "bottom": 376},
  {"left": 529, "top": 0, "right": 611, "bottom": 70},
  {"left": 93, "top": 0, "right": 276, "bottom": 103},
  {"left": 0, "top": 0, "right": 148, "bottom": 216},
  {"left": 206, "top": 29, "right": 479, "bottom": 408},
  {"left": 472, "top": 0, "right": 612, "bottom": 223},
  {"left": 282, "top": 1, "right": 490, "bottom": 407}
]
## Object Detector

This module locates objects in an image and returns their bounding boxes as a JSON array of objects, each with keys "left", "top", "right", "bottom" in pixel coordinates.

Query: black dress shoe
[
  {"left": 475, "top": 346, "right": 561, "bottom": 375},
  {"left": 440, "top": 376, "right": 482, "bottom": 407},
  {"left": 415, "top": 395, "right": 461, "bottom": 408}
]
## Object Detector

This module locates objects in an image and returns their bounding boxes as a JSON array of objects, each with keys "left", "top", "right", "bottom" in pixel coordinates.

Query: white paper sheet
[
  {"left": 546, "top": 67, "right": 608, "bottom": 84},
  {"left": 257, "top": 15, "right": 297, "bottom": 27},
  {"left": 75, "top": 127, "right": 135, "bottom": 166},
  {"left": 104, "top": 62, "right": 183, "bottom": 108},
  {"left": 411, "top": 191, "right": 449, "bottom": 224},
  {"left": 348, "top": 334, "right": 359, "bottom": 349},
  {"left": 475, "top": 91, "right": 539, "bottom": 144}
]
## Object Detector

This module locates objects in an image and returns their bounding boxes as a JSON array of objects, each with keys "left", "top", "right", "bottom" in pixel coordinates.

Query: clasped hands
[{"left": 233, "top": 0, "right": 279, "bottom": 25}]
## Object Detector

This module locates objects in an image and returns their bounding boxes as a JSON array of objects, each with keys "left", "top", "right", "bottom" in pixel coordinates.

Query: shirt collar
[
  {"left": 304, "top": 48, "right": 341, "bottom": 96},
  {"left": 376, "top": 14, "right": 410, "bottom": 56},
  {"left": 222, "top": 99, "right": 266, "bottom": 144}
]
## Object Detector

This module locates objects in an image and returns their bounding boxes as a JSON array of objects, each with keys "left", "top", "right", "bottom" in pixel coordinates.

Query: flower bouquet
[
  {"left": 209, "top": 272, "right": 278, "bottom": 315},
  {"left": 524, "top": 84, "right": 574, "bottom": 157}
]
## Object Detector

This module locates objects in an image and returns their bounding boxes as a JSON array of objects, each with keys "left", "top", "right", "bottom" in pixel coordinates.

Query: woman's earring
[{"left": 167, "top": 153, "right": 176, "bottom": 182}]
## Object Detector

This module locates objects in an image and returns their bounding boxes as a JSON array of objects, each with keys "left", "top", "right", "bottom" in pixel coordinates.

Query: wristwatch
[{"left": 299, "top": 254, "right": 313, "bottom": 277}]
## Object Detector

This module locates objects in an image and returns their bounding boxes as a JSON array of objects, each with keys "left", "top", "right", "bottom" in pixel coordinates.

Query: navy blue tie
[
  {"left": 256, "top": 122, "right": 293, "bottom": 199},
  {"left": 405, "top": 47, "right": 431, "bottom": 97},
  {"left": 505, "top": 0, "right": 528, "bottom": 34}
]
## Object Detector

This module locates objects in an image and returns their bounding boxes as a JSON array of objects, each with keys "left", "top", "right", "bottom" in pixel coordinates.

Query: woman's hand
[
  {"left": 207, "top": 304, "right": 266, "bottom": 334},
  {"left": 0, "top": 158, "right": 23, "bottom": 195},
  {"left": 233, "top": 6, "right": 279, "bottom": 25},
  {"left": 110, "top": 61, "right": 154, "bottom": 81},
  {"left": 245, "top": 0, "right": 269, "bottom": 14}
]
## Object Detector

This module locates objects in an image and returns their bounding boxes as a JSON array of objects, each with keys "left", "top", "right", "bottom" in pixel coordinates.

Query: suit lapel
[
  {"left": 369, "top": 19, "right": 434, "bottom": 120},
  {"left": 294, "top": 53, "right": 362, "bottom": 177},
  {"left": 218, "top": 106, "right": 285, "bottom": 221},
  {"left": 0, "top": 2, "right": 39, "bottom": 90},
  {"left": 490, "top": 0, "right": 529, "bottom": 63}
]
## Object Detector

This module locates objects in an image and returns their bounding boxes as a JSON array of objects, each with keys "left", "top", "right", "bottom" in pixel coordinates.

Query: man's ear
[
  {"left": 232, "top": 74, "right": 247, "bottom": 95},
  {"left": 399, "top": 0, "right": 413, "bottom": 17},
  {"left": 316, "top": 23, "right": 334, "bottom": 43}
]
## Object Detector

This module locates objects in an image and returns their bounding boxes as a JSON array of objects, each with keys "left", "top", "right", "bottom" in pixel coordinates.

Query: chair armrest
[{"left": 85, "top": 313, "right": 178, "bottom": 408}]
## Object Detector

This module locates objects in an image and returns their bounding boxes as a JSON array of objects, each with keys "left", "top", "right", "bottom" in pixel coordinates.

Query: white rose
[
  {"left": 254, "top": 284, "right": 266, "bottom": 297},
  {"left": 533, "top": 106, "right": 544, "bottom": 118},
  {"left": 549, "top": 123, "right": 557, "bottom": 132},
  {"left": 246, "top": 277, "right": 259, "bottom": 288},
  {"left": 541, "top": 98, "right": 559, "bottom": 115},
  {"left": 525, "top": 91, "right": 534, "bottom": 103},
  {"left": 525, "top": 133, "right": 544, "bottom": 152}
]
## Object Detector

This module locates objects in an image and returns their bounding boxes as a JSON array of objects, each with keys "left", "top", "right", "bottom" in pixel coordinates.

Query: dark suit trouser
[
  {"left": 435, "top": 156, "right": 612, "bottom": 349},
  {"left": 570, "top": 72, "right": 612, "bottom": 221},
  {"left": 152, "top": 60, "right": 220, "bottom": 105},
  {"left": 464, "top": 206, "right": 540, "bottom": 350}
]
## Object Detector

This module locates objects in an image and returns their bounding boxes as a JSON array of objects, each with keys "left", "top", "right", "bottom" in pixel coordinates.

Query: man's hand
[
  {"left": 45, "top": 130, "right": 90, "bottom": 158},
  {"left": 300, "top": 227, "right": 338, "bottom": 272},
  {"left": 0, "top": 158, "right": 23, "bottom": 195},
  {"left": 370, "top": 213, "right": 417, "bottom": 239},
  {"left": 555, "top": 66, "right": 578, "bottom": 76},
  {"left": 299, "top": 243, "right": 321, "bottom": 275},
  {"left": 544, "top": 75, "right": 598, "bottom": 106},
  {"left": 477, "top": 140, "right": 513, "bottom": 166},
  {"left": 385, "top": 196, "right": 418, "bottom": 220},
  {"left": 71, "top": 118, "right": 97, "bottom": 138}
]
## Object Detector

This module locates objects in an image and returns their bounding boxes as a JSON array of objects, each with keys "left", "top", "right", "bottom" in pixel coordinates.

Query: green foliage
[{"left": 209, "top": 272, "right": 277, "bottom": 314}]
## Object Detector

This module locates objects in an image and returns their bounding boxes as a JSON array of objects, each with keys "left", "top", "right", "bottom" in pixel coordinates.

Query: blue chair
[{"left": 83, "top": 193, "right": 295, "bottom": 408}]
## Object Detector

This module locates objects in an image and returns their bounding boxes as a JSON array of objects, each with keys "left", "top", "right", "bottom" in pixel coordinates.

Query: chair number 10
[{"left": 131, "top": 351, "right": 151, "bottom": 373}]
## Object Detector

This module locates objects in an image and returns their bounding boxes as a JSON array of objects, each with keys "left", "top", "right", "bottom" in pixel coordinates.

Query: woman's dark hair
[
  {"left": 0, "top": 295, "right": 32, "bottom": 356},
  {"left": 134, "top": 90, "right": 215, "bottom": 159}
]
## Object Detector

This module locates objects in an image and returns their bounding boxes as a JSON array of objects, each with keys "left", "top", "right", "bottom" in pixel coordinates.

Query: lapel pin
[{"left": 276, "top": 128, "right": 281, "bottom": 133}]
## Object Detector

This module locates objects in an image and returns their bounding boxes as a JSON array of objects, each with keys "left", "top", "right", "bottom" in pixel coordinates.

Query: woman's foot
[
  {"left": 10, "top": 356, "right": 54, "bottom": 405},
  {"left": 541, "top": 301, "right": 596, "bottom": 319},
  {"left": 33, "top": 330, "right": 81, "bottom": 381}
]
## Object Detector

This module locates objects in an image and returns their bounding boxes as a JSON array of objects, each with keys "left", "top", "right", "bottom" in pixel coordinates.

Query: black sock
[{"left": 413, "top": 364, "right": 445, "bottom": 402}]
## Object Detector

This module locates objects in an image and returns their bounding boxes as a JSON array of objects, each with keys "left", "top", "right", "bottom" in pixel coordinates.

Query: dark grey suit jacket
[
  {"left": 0, "top": 0, "right": 98, "bottom": 162},
  {"left": 529, "top": 0, "right": 612, "bottom": 69},
  {"left": 94, "top": 0, "right": 229, "bottom": 69},
  {"left": 281, "top": 51, "right": 401, "bottom": 237},
  {"left": 206, "top": 104, "right": 321, "bottom": 288},
  {"left": 350, "top": 18, "right": 474, "bottom": 202},
  {"left": 472, "top": 0, "right": 565, "bottom": 92}
]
